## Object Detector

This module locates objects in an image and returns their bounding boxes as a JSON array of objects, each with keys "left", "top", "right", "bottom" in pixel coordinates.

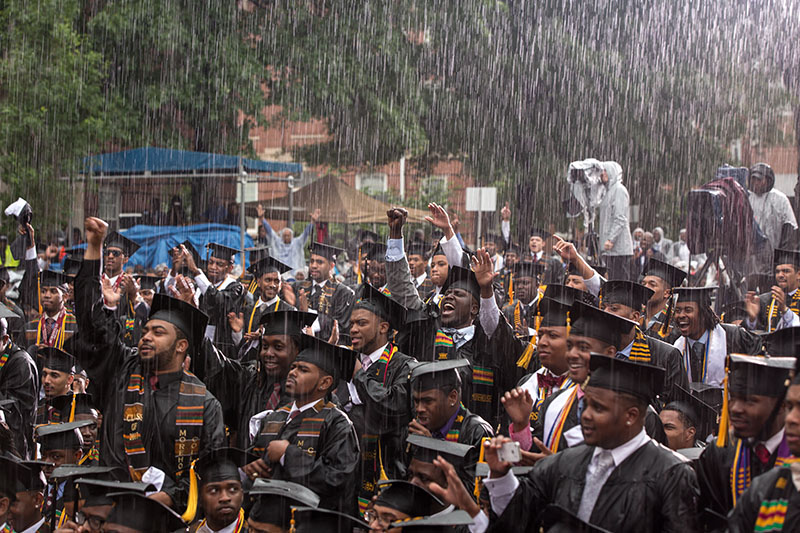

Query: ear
[
  {"left": 631, "top": 310, "right": 642, "bottom": 323},
  {"left": 175, "top": 338, "right": 190, "bottom": 357},
  {"left": 378, "top": 320, "right": 390, "bottom": 336},
  {"left": 604, "top": 345, "right": 617, "bottom": 357},
  {"left": 470, "top": 299, "right": 480, "bottom": 318},
  {"left": 0, "top": 496, "right": 9, "bottom": 517},
  {"left": 686, "top": 426, "right": 697, "bottom": 440},
  {"left": 67, "top": 374, "right": 75, "bottom": 386},
  {"left": 448, "top": 389, "right": 459, "bottom": 406},
  {"left": 318, "top": 374, "right": 334, "bottom": 392}
]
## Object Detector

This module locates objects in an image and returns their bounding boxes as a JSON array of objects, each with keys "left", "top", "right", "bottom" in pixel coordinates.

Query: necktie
[
  {"left": 266, "top": 382, "right": 281, "bottom": 411},
  {"left": 690, "top": 342, "right": 705, "bottom": 382},
  {"left": 311, "top": 284, "right": 321, "bottom": 301},
  {"left": 754, "top": 443, "right": 771, "bottom": 465},
  {"left": 577, "top": 451, "right": 615, "bottom": 522},
  {"left": 287, "top": 409, "right": 301, "bottom": 423},
  {"left": 361, "top": 354, "right": 373, "bottom": 372},
  {"left": 538, "top": 373, "right": 564, "bottom": 392},
  {"left": 148, "top": 375, "right": 159, "bottom": 390}
]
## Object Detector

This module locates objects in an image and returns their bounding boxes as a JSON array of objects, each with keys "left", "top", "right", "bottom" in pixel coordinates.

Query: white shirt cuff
[
  {"left": 194, "top": 272, "right": 211, "bottom": 294},
  {"left": 584, "top": 271, "right": 602, "bottom": 297},
  {"left": 25, "top": 246, "right": 37, "bottom": 261},
  {"left": 484, "top": 470, "right": 520, "bottom": 517},
  {"left": 231, "top": 330, "right": 243, "bottom": 345},
  {"left": 468, "top": 511, "right": 490, "bottom": 533},
  {"left": 745, "top": 317, "right": 757, "bottom": 329},
  {"left": 501, "top": 220, "right": 511, "bottom": 241},
  {"left": 386, "top": 238, "right": 405, "bottom": 262},
  {"left": 441, "top": 234, "right": 463, "bottom": 269},
  {"left": 346, "top": 380, "right": 362, "bottom": 406}
]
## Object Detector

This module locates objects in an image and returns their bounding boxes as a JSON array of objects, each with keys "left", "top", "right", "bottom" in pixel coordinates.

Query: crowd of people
[{"left": 1, "top": 161, "right": 800, "bottom": 532}]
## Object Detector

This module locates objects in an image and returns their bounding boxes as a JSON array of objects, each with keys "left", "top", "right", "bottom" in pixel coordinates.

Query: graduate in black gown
[
  {"left": 728, "top": 349, "right": 800, "bottom": 532},
  {"left": 193, "top": 310, "right": 316, "bottom": 450},
  {"left": 72, "top": 217, "right": 226, "bottom": 512},
  {"left": 336, "top": 283, "right": 416, "bottom": 514},
  {"left": 247, "top": 479, "right": 320, "bottom": 533},
  {"left": 366, "top": 480, "right": 447, "bottom": 531},
  {"left": 742, "top": 248, "right": 800, "bottom": 332},
  {"left": 479, "top": 355, "right": 700, "bottom": 533},
  {"left": 640, "top": 258, "right": 686, "bottom": 344},
  {"left": 49, "top": 393, "right": 101, "bottom": 465},
  {"left": 695, "top": 334, "right": 796, "bottom": 530},
  {"left": 244, "top": 336, "right": 360, "bottom": 514},
  {"left": 99, "top": 231, "right": 142, "bottom": 348}
]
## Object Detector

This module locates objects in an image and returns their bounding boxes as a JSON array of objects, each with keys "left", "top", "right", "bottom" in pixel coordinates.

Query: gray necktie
[{"left": 577, "top": 450, "right": 615, "bottom": 522}]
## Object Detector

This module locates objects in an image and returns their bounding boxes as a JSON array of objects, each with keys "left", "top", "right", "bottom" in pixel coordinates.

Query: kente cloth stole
[
  {"left": 754, "top": 467, "right": 796, "bottom": 532},
  {"left": 471, "top": 364, "right": 495, "bottom": 408},
  {"left": 123, "top": 369, "right": 206, "bottom": 481},
  {"left": 768, "top": 291, "right": 800, "bottom": 332},
  {"left": 731, "top": 437, "right": 797, "bottom": 506},
  {"left": 0, "top": 523, "right": 12, "bottom": 532},
  {"left": 37, "top": 308, "right": 68, "bottom": 348},
  {"left": 628, "top": 328, "right": 652, "bottom": 363},
  {"left": 79, "top": 446, "right": 100, "bottom": 464},
  {"left": 443, "top": 405, "right": 467, "bottom": 442},
  {"left": 0, "top": 350, "right": 9, "bottom": 373},
  {"left": 434, "top": 330, "right": 455, "bottom": 360},
  {"left": 530, "top": 377, "right": 574, "bottom": 424},
  {"left": 317, "top": 283, "right": 337, "bottom": 315},
  {"left": 253, "top": 399, "right": 331, "bottom": 455}
]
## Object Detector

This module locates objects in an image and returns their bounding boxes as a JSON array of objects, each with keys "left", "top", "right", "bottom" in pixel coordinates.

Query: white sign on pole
[{"left": 465, "top": 187, "right": 497, "bottom": 212}]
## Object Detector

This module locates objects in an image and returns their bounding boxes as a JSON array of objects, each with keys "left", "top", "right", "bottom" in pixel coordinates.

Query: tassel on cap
[
  {"left": 659, "top": 290, "right": 675, "bottom": 338},
  {"left": 181, "top": 459, "right": 199, "bottom": 523},
  {"left": 716, "top": 357, "right": 731, "bottom": 448},
  {"left": 507, "top": 273, "right": 514, "bottom": 306},
  {"left": 357, "top": 246, "right": 362, "bottom": 284},
  {"left": 68, "top": 394, "right": 77, "bottom": 423},
  {"left": 474, "top": 437, "right": 490, "bottom": 499}
]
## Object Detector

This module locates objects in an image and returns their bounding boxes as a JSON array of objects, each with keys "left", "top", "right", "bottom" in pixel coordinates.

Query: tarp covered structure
[{"left": 253, "top": 175, "right": 429, "bottom": 224}]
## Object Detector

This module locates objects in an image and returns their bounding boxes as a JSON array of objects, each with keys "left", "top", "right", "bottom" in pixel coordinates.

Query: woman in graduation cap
[{"left": 70, "top": 217, "right": 226, "bottom": 514}]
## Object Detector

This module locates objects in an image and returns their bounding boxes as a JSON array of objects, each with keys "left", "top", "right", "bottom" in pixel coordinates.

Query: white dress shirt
[{"left": 346, "top": 343, "right": 388, "bottom": 407}]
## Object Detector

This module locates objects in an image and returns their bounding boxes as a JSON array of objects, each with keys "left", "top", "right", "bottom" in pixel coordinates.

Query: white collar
[
  {"left": 196, "top": 517, "right": 241, "bottom": 533},
  {"left": 593, "top": 428, "right": 650, "bottom": 467},
  {"left": 363, "top": 343, "right": 388, "bottom": 367},
  {"left": 619, "top": 338, "right": 635, "bottom": 357},
  {"left": 763, "top": 427, "right": 786, "bottom": 455},
  {"left": 790, "top": 289, "right": 798, "bottom": 296},
  {"left": 214, "top": 276, "right": 234, "bottom": 290},
  {"left": 104, "top": 272, "right": 121, "bottom": 283},
  {"left": 19, "top": 517, "right": 46, "bottom": 533},
  {"left": 257, "top": 295, "right": 279, "bottom": 308},
  {"left": 314, "top": 279, "right": 328, "bottom": 289},
  {"left": 289, "top": 398, "right": 321, "bottom": 416},
  {"left": 686, "top": 329, "right": 710, "bottom": 347},
  {"left": 415, "top": 271, "right": 428, "bottom": 286}
]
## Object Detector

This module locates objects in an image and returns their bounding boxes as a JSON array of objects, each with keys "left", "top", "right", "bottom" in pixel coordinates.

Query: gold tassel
[
  {"left": 659, "top": 290, "right": 674, "bottom": 338},
  {"left": 516, "top": 338, "right": 537, "bottom": 369},
  {"left": 377, "top": 439, "right": 389, "bottom": 481},
  {"left": 507, "top": 273, "right": 514, "bottom": 305},
  {"left": 565, "top": 311, "right": 571, "bottom": 336},
  {"left": 37, "top": 273, "right": 42, "bottom": 315},
  {"left": 289, "top": 508, "right": 296, "bottom": 533},
  {"left": 716, "top": 357, "right": 731, "bottom": 448},
  {"left": 68, "top": 394, "right": 77, "bottom": 423},
  {"left": 181, "top": 459, "right": 199, "bottom": 523},
  {"left": 473, "top": 437, "right": 490, "bottom": 499},
  {"left": 357, "top": 246, "right": 362, "bottom": 284}
]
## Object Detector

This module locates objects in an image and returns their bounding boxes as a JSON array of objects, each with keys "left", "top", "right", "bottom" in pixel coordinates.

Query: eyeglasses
[
  {"left": 103, "top": 249, "right": 122, "bottom": 257},
  {"left": 74, "top": 510, "right": 106, "bottom": 530},
  {"left": 363, "top": 509, "right": 397, "bottom": 528}
]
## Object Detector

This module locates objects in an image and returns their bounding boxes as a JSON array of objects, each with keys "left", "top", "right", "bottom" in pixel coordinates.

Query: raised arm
[{"left": 385, "top": 207, "right": 425, "bottom": 310}]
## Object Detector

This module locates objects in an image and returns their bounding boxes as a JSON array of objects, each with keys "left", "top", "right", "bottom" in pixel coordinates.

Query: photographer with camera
[{"left": 598, "top": 161, "right": 634, "bottom": 280}]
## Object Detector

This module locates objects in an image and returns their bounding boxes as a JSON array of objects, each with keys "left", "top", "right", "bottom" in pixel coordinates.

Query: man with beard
[
  {"left": 24, "top": 268, "right": 77, "bottom": 355},
  {"left": 695, "top": 353, "right": 795, "bottom": 531},
  {"left": 50, "top": 394, "right": 100, "bottom": 465},
  {"left": 338, "top": 283, "right": 416, "bottom": 515},
  {"left": 0, "top": 304, "right": 38, "bottom": 458},
  {"left": 72, "top": 216, "right": 225, "bottom": 512},
  {"left": 641, "top": 258, "right": 686, "bottom": 343},
  {"left": 671, "top": 286, "right": 761, "bottom": 386},
  {"left": 229, "top": 256, "right": 296, "bottom": 362},
  {"left": 744, "top": 248, "right": 800, "bottom": 332},
  {"left": 36, "top": 348, "right": 75, "bottom": 425}
]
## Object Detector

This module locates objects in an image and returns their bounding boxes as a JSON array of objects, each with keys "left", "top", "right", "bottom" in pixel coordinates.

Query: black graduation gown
[
  {"left": 73, "top": 259, "right": 226, "bottom": 509},
  {"left": 335, "top": 344, "right": 416, "bottom": 501},
  {"left": 745, "top": 290, "right": 800, "bottom": 331},
  {"left": 250, "top": 399, "right": 360, "bottom": 513},
  {"left": 644, "top": 310, "right": 681, "bottom": 345},
  {"left": 2, "top": 296, "right": 27, "bottom": 347},
  {"left": 637, "top": 332, "right": 688, "bottom": 406},
  {"left": 523, "top": 254, "right": 564, "bottom": 285},
  {"left": 433, "top": 405, "right": 494, "bottom": 491},
  {"left": 235, "top": 298, "right": 296, "bottom": 362},
  {"left": 199, "top": 277, "right": 246, "bottom": 358},
  {"left": 292, "top": 279, "right": 355, "bottom": 339},
  {"left": 486, "top": 441, "right": 701, "bottom": 533},
  {"left": 493, "top": 267, "right": 514, "bottom": 306},
  {"left": 695, "top": 437, "right": 788, "bottom": 531},
  {"left": 720, "top": 323, "right": 763, "bottom": 355},
  {"left": 501, "top": 300, "right": 537, "bottom": 333},
  {"left": 0, "top": 342, "right": 38, "bottom": 458},
  {"left": 727, "top": 465, "right": 800, "bottom": 533},
  {"left": 533, "top": 387, "right": 669, "bottom": 451}
]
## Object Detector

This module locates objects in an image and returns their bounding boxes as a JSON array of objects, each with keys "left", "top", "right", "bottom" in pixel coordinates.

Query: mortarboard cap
[
  {"left": 568, "top": 300, "right": 637, "bottom": 349},
  {"left": 407, "top": 434, "right": 472, "bottom": 466},
  {"left": 295, "top": 335, "right": 357, "bottom": 383},
  {"left": 353, "top": 283, "right": 407, "bottom": 330},
  {"left": 587, "top": 354, "right": 666, "bottom": 402},
  {"left": 195, "top": 447, "right": 256, "bottom": 485},
  {"left": 762, "top": 326, "right": 800, "bottom": 357},
  {"left": 642, "top": 258, "right": 687, "bottom": 288},
  {"left": 246, "top": 245, "right": 271, "bottom": 264},
  {"left": 63, "top": 256, "right": 82, "bottom": 277},
  {"left": 663, "top": 385, "right": 719, "bottom": 441},
  {"left": 309, "top": 242, "right": 343, "bottom": 262},
  {"left": 148, "top": 293, "right": 209, "bottom": 356},
  {"left": 136, "top": 275, "right": 161, "bottom": 291},
  {"left": 38, "top": 347, "right": 75, "bottom": 373},
  {"left": 105, "top": 491, "right": 186, "bottom": 532},
  {"left": 104, "top": 231, "right": 141, "bottom": 257},
  {"left": 543, "top": 284, "right": 585, "bottom": 305},
  {"left": 529, "top": 228, "right": 551, "bottom": 240},
  {"left": 249, "top": 479, "right": 320, "bottom": 529},
  {"left": 50, "top": 465, "right": 122, "bottom": 481},
  {"left": 407, "top": 242, "right": 431, "bottom": 259},
  {"left": 290, "top": 507, "right": 368, "bottom": 533},
  {"left": 409, "top": 359, "right": 469, "bottom": 393},
  {"left": 674, "top": 286, "right": 716, "bottom": 307},
  {"left": 17, "top": 460, "right": 48, "bottom": 492},
  {"left": 589, "top": 263, "right": 608, "bottom": 278},
  {"left": 40, "top": 269, "right": 70, "bottom": 288},
  {"left": 441, "top": 266, "right": 480, "bottom": 302},
  {"left": 259, "top": 311, "right": 317, "bottom": 337},
  {"left": 76, "top": 478, "right": 154, "bottom": 507},
  {"left": 64, "top": 245, "right": 86, "bottom": 258},
  {"left": 504, "top": 243, "right": 521, "bottom": 256},
  {"left": 537, "top": 297, "right": 570, "bottom": 328},
  {"left": 375, "top": 480, "right": 446, "bottom": 518},
  {"left": 431, "top": 243, "right": 447, "bottom": 258},
  {"left": 249, "top": 256, "right": 292, "bottom": 277},
  {"left": 0, "top": 300, "right": 20, "bottom": 320},
  {"left": 512, "top": 261, "right": 545, "bottom": 280},
  {"left": 0, "top": 456, "right": 29, "bottom": 496},
  {"left": 537, "top": 504, "right": 613, "bottom": 533},
  {"left": 363, "top": 241, "right": 388, "bottom": 262},
  {"left": 689, "top": 382, "right": 724, "bottom": 411},
  {"left": 206, "top": 242, "right": 239, "bottom": 263},
  {"left": 176, "top": 240, "right": 202, "bottom": 265},
  {"left": 774, "top": 248, "right": 800, "bottom": 269},
  {"left": 728, "top": 354, "right": 794, "bottom": 398},
  {"left": 50, "top": 393, "right": 98, "bottom": 419},
  {"left": 390, "top": 509, "right": 475, "bottom": 531},
  {"left": 35, "top": 420, "right": 94, "bottom": 451},
  {"left": 600, "top": 280, "right": 654, "bottom": 310}
]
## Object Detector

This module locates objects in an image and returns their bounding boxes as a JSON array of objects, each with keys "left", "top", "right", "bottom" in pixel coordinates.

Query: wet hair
[{"left": 662, "top": 403, "right": 695, "bottom": 430}]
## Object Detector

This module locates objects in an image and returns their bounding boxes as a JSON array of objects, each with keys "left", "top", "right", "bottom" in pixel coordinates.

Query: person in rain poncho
[
  {"left": 747, "top": 162, "right": 797, "bottom": 252},
  {"left": 597, "top": 161, "right": 634, "bottom": 281}
]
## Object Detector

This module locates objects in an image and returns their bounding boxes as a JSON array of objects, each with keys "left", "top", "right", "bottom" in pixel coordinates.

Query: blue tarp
[
  {"left": 81, "top": 147, "right": 302, "bottom": 175},
  {"left": 117, "top": 224, "right": 253, "bottom": 269}
]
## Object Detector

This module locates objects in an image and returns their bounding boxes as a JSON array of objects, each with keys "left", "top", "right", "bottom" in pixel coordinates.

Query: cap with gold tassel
[
  {"left": 181, "top": 458, "right": 199, "bottom": 523},
  {"left": 716, "top": 356, "right": 730, "bottom": 448},
  {"left": 507, "top": 273, "right": 514, "bottom": 306}
]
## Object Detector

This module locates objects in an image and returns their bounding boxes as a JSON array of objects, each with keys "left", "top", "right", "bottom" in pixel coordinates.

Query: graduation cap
[
  {"left": 600, "top": 280, "right": 654, "bottom": 310},
  {"left": 195, "top": 447, "right": 257, "bottom": 485},
  {"left": 431, "top": 243, "right": 447, "bottom": 258},
  {"left": 50, "top": 393, "right": 98, "bottom": 420},
  {"left": 104, "top": 231, "right": 140, "bottom": 257},
  {"left": 441, "top": 266, "right": 481, "bottom": 301},
  {"left": 374, "top": 480, "right": 446, "bottom": 518},
  {"left": 40, "top": 269, "right": 70, "bottom": 288},
  {"left": 537, "top": 504, "right": 613, "bottom": 533},
  {"left": 0, "top": 456, "right": 29, "bottom": 496},
  {"left": 728, "top": 354, "right": 794, "bottom": 398},
  {"left": 568, "top": 300, "right": 637, "bottom": 349},
  {"left": 504, "top": 243, "right": 522, "bottom": 256},
  {"left": 248, "top": 256, "right": 292, "bottom": 277},
  {"left": 49, "top": 465, "right": 122, "bottom": 482},
  {"left": 76, "top": 478, "right": 155, "bottom": 507},
  {"left": 295, "top": 335, "right": 358, "bottom": 382},
  {"left": 17, "top": 460, "right": 48, "bottom": 492},
  {"left": 38, "top": 347, "right": 75, "bottom": 373},
  {"left": 642, "top": 258, "right": 687, "bottom": 288},
  {"left": 5, "top": 197, "right": 32, "bottom": 224},
  {"left": 537, "top": 297, "right": 570, "bottom": 328},
  {"left": 206, "top": 242, "right": 239, "bottom": 263},
  {"left": 35, "top": 419, "right": 94, "bottom": 451},
  {"left": 309, "top": 241, "right": 343, "bottom": 262},
  {"left": 406, "top": 434, "right": 472, "bottom": 466},
  {"left": 246, "top": 245, "right": 271, "bottom": 264},
  {"left": 363, "top": 241, "right": 388, "bottom": 262},
  {"left": 176, "top": 239, "right": 202, "bottom": 265},
  {"left": 259, "top": 311, "right": 317, "bottom": 337},
  {"left": 774, "top": 248, "right": 800, "bottom": 269},
  {"left": 407, "top": 242, "right": 431, "bottom": 259},
  {"left": 249, "top": 479, "right": 320, "bottom": 529},
  {"left": 289, "top": 507, "right": 368, "bottom": 533},
  {"left": 663, "top": 385, "right": 719, "bottom": 441},
  {"left": 587, "top": 354, "right": 666, "bottom": 402},
  {"left": 690, "top": 382, "right": 724, "bottom": 411},
  {"left": 409, "top": 359, "right": 469, "bottom": 392},
  {"left": 148, "top": 293, "right": 209, "bottom": 355},
  {"left": 762, "top": 326, "right": 800, "bottom": 357},
  {"left": 543, "top": 284, "right": 586, "bottom": 305},
  {"left": 512, "top": 261, "right": 545, "bottom": 280},
  {"left": 390, "top": 509, "right": 475, "bottom": 531},
  {"left": 62, "top": 256, "right": 82, "bottom": 277},
  {"left": 136, "top": 275, "right": 161, "bottom": 291},
  {"left": 674, "top": 286, "right": 717, "bottom": 307},
  {"left": 529, "top": 227, "right": 551, "bottom": 240},
  {"left": 104, "top": 491, "right": 186, "bottom": 532},
  {"left": 353, "top": 283, "right": 407, "bottom": 330},
  {"left": 64, "top": 244, "right": 86, "bottom": 258},
  {"left": 0, "top": 301, "right": 20, "bottom": 320},
  {"left": 589, "top": 263, "right": 608, "bottom": 279}
]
